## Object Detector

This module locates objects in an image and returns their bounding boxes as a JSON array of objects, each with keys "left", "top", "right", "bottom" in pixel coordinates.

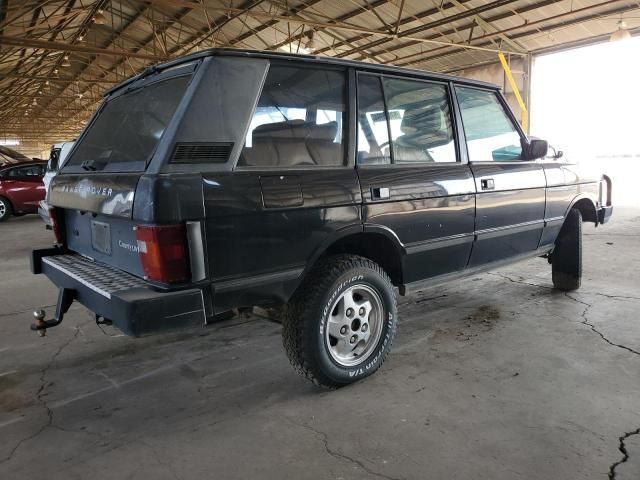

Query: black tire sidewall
[
  {"left": 0, "top": 197, "right": 11, "bottom": 222},
  {"left": 310, "top": 265, "right": 397, "bottom": 385}
]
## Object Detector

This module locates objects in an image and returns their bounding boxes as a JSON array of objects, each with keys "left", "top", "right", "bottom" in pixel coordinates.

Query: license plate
[{"left": 91, "top": 220, "right": 112, "bottom": 255}]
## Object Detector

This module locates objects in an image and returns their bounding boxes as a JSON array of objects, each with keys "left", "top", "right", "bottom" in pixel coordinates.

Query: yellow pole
[{"left": 498, "top": 52, "right": 528, "bottom": 133}]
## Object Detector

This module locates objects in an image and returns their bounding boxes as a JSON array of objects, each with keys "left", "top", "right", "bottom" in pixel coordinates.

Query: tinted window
[
  {"left": 7, "top": 165, "right": 44, "bottom": 177},
  {"left": 357, "top": 75, "right": 391, "bottom": 165},
  {"left": 383, "top": 78, "right": 456, "bottom": 164},
  {"left": 455, "top": 87, "right": 522, "bottom": 161},
  {"left": 66, "top": 75, "right": 190, "bottom": 172},
  {"left": 239, "top": 65, "right": 346, "bottom": 167}
]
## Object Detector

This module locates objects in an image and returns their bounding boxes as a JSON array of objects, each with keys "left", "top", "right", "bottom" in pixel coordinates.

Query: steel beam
[{"left": 0, "top": 35, "right": 168, "bottom": 60}]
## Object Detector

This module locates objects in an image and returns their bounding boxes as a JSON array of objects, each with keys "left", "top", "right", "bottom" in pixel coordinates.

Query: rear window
[{"left": 65, "top": 75, "right": 190, "bottom": 172}]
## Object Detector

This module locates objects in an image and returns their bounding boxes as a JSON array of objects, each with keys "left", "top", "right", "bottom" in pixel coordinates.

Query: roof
[
  {"left": 0, "top": 0, "right": 638, "bottom": 155},
  {"left": 0, "top": 159, "right": 47, "bottom": 169},
  {"left": 108, "top": 47, "right": 499, "bottom": 96}
]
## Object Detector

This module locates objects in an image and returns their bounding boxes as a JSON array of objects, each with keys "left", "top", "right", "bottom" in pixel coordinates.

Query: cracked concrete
[
  {"left": 0, "top": 210, "right": 639, "bottom": 479},
  {"left": 609, "top": 428, "right": 640, "bottom": 479}
]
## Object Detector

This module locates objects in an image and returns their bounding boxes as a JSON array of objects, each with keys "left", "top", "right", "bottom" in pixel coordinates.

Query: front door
[
  {"left": 356, "top": 74, "right": 476, "bottom": 284},
  {"left": 454, "top": 86, "right": 546, "bottom": 267}
]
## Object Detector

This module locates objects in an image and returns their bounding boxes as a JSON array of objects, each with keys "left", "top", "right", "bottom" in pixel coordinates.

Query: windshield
[{"left": 65, "top": 75, "right": 190, "bottom": 172}]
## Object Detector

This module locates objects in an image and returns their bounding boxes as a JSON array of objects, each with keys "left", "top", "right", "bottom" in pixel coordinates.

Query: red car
[{"left": 0, "top": 161, "right": 47, "bottom": 222}]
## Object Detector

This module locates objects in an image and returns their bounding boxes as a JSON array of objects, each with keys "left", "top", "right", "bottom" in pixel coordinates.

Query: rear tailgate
[{"left": 49, "top": 173, "right": 144, "bottom": 277}]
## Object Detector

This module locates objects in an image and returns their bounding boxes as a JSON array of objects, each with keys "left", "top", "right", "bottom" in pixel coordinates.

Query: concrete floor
[{"left": 0, "top": 210, "right": 638, "bottom": 480}]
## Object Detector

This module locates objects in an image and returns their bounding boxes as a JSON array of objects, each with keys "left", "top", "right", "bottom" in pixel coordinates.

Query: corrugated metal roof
[{"left": 0, "top": 0, "right": 638, "bottom": 154}]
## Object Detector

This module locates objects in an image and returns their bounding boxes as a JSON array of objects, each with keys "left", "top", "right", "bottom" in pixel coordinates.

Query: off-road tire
[
  {"left": 0, "top": 196, "right": 13, "bottom": 222},
  {"left": 282, "top": 254, "right": 398, "bottom": 388},
  {"left": 552, "top": 208, "right": 582, "bottom": 291}
]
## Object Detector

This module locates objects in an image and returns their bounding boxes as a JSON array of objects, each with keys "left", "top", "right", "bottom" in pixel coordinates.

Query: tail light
[
  {"left": 49, "top": 207, "right": 65, "bottom": 245},
  {"left": 135, "top": 224, "right": 189, "bottom": 283}
]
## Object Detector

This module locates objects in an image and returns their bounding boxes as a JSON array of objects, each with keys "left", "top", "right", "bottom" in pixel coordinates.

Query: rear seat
[
  {"left": 306, "top": 122, "right": 341, "bottom": 166},
  {"left": 241, "top": 120, "right": 341, "bottom": 167}
]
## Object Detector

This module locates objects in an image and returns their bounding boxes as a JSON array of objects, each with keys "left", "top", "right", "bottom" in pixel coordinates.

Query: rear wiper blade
[
  {"left": 81, "top": 160, "right": 98, "bottom": 171},
  {"left": 80, "top": 160, "right": 107, "bottom": 172}
]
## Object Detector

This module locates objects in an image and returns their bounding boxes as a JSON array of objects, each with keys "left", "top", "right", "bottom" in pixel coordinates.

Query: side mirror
[{"left": 523, "top": 139, "right": 548, "bottom": 160}]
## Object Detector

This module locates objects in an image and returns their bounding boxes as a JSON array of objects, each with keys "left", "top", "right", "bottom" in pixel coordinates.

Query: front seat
[{"left": 393, "top": 105, "right": 451, "bottom": 163}]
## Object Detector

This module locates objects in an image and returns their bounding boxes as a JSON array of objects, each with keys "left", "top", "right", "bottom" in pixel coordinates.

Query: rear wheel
[
  {"left": 0, "top": 197, "right": 13, "bottom": 222},
  {"left": 552, "top": 208, "right": 582, "bottom": 291},
  {"left": 282, "top": 255, "right": 397, "bottom": 388}
]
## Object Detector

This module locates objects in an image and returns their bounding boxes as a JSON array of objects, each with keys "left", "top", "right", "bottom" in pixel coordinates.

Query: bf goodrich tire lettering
[{"left": 282, "top": 255, "right": 398, "bottom": 388}]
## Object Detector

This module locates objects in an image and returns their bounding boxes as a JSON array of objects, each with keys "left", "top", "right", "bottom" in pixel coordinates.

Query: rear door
[
  {"left": 356, "top": 73, "right": 476, "bottom": 283},
  {"left": 203, "top": 63, "right": 360, "bottom": 303},
  {"left": 454, "top": 86, "right": 546, "bottom": 267}
]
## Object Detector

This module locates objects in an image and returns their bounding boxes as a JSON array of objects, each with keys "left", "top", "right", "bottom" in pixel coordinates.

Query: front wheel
[
  {"left": 552, "top": 208, "right": 582, "bottom": 291},
  {"left": 282, "top": 255, "right": 398, "bottom": 388}
]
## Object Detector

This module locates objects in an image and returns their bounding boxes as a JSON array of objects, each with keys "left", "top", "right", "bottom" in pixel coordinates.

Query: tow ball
[{"left": 31, "top": 288, "right": 75, "bottom": 337}]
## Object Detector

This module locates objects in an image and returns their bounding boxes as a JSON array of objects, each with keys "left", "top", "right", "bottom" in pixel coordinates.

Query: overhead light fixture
[
  {"left": 61, "top": 55, "right": 71, "bottom": 67},
  {"left": 32, "top": 98, "right": 38, "bottom": 106},
  {"left": 94, "top": 9, "right": 106, "bottom": 25},
  {"left": 610, "top": 20, "right": 631, "bottom": 42},
  {"left": 305, "top": 31, "right": 317, "bottom": 51},
  {"left": 77, "top": 34, "right": 85, "bottom": 42},
  {"left": 52, "top": 68, "right": 58, "bottom": 75},
  {"left": 45, "top": 80, "right": 49, "bottom": 86}
]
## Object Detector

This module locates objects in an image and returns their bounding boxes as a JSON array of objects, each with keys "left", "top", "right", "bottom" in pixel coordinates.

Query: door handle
[
  {"left": 371, "top": 187, "right": 390, "bottom": 200},
  {"left": 480, "top": 178, "right": 495, "bottom": 191}
]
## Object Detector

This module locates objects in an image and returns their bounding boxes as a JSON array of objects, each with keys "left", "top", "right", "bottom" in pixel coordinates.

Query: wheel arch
[
  {"left": 303, "top": 225, "right": 405, "bottom": 287},
  {"left": 566, "top": 195, "right": 598, "bottom": 224}
]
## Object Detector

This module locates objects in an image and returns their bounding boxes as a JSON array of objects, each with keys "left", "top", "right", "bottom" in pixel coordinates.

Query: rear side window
[
  {"left": 382, "top": 78, "right": 456, "bottom": 164},
  {"left": 7, "top": 165, "right": 44, "bottom": 177},
  {"left": 455, "top": 86, "right": 522, "bottom": 162},
  {"left": 238, "top": 65, "right": 346, "bottom": 168},
  {"left": 357, "top": 75, "right": 391, "bottom": 165},
  {"left": 65, "top": 75, "right": 190, "bottom": 172}
]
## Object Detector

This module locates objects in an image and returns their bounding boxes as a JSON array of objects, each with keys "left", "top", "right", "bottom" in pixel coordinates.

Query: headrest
[
  {"left": 253, "top": 120, "right": 312, "bottom": 139},
  {"left": 400, "top": 106, "right": 443, "bottom": 135},
  {"left": 307, "top": 121, "right": 337, "bottom": 141}
]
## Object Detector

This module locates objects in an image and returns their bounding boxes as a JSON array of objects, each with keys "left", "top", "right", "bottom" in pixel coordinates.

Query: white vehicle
[{"left": 39, "top": 141, "right": 74, "bottom": 226}]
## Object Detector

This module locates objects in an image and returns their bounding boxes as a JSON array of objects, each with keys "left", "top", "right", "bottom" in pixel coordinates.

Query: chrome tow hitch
[{"left": 31, "top": 288, "right": 75, "bottom": 336}]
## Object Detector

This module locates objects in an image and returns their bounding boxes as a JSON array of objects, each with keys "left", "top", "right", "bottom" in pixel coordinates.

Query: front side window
[
  {"left": 455, "top": 86, "right": 523, "bottom": 162},
  {"left": 238, "top": 65, "right": 346, "bottom": 168},
  {"left": 383, "top": 78, "right": 456, "bottom": 164},
  {"left": 65, "top": 75, "right": 191, "bottom": 172}
]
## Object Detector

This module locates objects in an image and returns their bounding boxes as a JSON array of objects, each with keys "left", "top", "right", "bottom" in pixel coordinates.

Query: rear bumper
[{"left": 31, "top": 248, "right": 206, "bottom": 336}]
